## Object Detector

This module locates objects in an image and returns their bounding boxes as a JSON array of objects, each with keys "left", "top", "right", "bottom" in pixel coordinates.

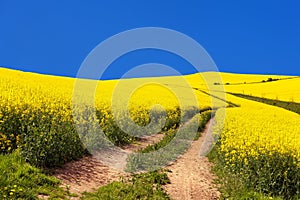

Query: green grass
[
  {"left": 81, "top": 171, "right": 170, "bottom": 200},
  {"left": 0, "top": 108, "right": 213, "bottom": 199},
  {"left": 193, "top": 110, "right": 214, "bottom": 140},
  {"left": 82, "top": 111, "right": 214, "bottom": 199},
  {"left": 229, "top": 93, "right": 300, "bottom": 115},
  {"left": 193, "top": 88, "right": 240, "bottom": 108},
  {"left": 0, "top": 150, "right": 73, "bottom": 199},
  {"left": 208, "top": 145, "right": 297, "bottom": 200},
  {"left": 138, "top": 110, "right": 213, "bottom": 155},
  {"left": 126, "top": 111, "right": 213, "bottom": 172}
]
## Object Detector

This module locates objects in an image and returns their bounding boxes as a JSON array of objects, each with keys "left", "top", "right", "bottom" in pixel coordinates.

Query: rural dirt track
[
  {"left": 53, "top": 120, "right": 220, "bottom": 199},
  {"left": 53, "top": 133, "right": 164, "bottom": 197},
  {"left": 164, "top": 119, "right": 220, "bottom": 200}
]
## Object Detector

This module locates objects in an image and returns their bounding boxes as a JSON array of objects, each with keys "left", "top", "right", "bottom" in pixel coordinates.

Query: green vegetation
[
  {"left": 81, "top": 171, "right": 170, "bottom": 200},
  {"left": 83, "top": 110, "right": 213, "bottom": 199},
  {"left": 193, "top": 88, "right": 240, "bottom": 108},
  {"left": 262, "top": 77, "right": 279, "bottom": 82},
  {"left": 214, "top": 76, "right": 300, "bottom": 86},
  {"left": 0, "top": 104, "right": 87, "bottom": 167},
  {"left": 209, "top": 95, "right": 300, "bottom": 199},
  {"left": 193, "top": 110, "right": 214, "bottom": 140},
  {"left": 229, "top": 92, "right": 300, "bottom": 114},
  {"left": 126, "top": 111, "right": 212, "bottom": 172},
  {"left": 208, "top": 147, "right": 287, "bottom": 200},
  {"left": 0, "top": 150, "right": 73, "bottom": 199}
]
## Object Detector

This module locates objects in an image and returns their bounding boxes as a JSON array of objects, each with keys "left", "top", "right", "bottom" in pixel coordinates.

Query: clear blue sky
[{"left": 1, "top": 1, "right": 300, "bottom": 79}]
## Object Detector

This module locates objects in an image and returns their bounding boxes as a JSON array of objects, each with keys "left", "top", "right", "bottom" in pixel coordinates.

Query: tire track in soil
[
  {"left": 164, "top": 119, "right": 220, "bottom": 200},
  {"left": 53, "top": 133, "right": 165, "bottom": 198},
  {"left": 53, "top": 119, "right": 220, "bottom": 199}
]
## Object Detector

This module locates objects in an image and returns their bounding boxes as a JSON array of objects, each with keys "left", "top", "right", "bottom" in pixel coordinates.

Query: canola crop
[
  {"left": 220, "top": 73, "right": 300, "bottom": 103},
  {"left": 1, "top": 67, "right": 300, "bottom": 197},
  {"left": 0, "top": 68, "right": 223, "bottom": 167},
  {"left": 213, "top": 94, "right": 300, "bottom": 197}
]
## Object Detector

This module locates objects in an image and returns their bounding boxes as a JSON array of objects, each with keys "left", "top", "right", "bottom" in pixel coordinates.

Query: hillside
[{"left": 0, "top": 67, "right": 299, "bottom": 199}]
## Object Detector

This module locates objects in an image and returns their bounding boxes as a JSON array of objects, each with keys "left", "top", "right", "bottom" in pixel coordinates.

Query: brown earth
[
  {"left": 164, "top": 119, "right": 220, "bottom": 200},
  {"left": 52, "top": 120, "right": 220, "bottom": 199},
  {"left": 53, "top": 133, "right": 165, "bottom": 198}
]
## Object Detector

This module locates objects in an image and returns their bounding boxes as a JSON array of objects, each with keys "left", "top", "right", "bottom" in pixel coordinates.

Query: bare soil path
[
  {"left": 164, "top": 119, "right": 220, "bottom": 200},
  {"left": 53, "top": 119, "right": 220, "bottom": 199},
  {"left": 53, "top": 133, "right": 165, "bottom": 197}
]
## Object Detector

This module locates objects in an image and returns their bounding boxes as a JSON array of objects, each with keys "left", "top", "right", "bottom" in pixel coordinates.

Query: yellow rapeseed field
[
  {"left": 220, "top": 72, "right": 300, "bottom": 103},
  {"left": 213, "top": 93, "right": 300, "bottom": 196},
  {"left": 1, "top": 67, "right": 299, "bottom": 196},
  {"left": 0, "top": 67, "right": 225, "bottom": 166},
  {"left": 215, "top": 94, "right": 300, "bottom": 163}
]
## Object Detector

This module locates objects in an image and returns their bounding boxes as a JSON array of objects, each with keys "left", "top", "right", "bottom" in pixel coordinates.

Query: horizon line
[{"left": 1, "top": 66, "right": 299, "bottom": 81}]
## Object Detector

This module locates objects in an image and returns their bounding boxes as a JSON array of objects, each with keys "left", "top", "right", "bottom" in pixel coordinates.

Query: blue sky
[{"left": 1, "top": 1, "right": 300, "bottom": 79}]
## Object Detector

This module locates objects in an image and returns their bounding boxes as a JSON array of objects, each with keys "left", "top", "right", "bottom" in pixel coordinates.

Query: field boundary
[{"left": 228, "top": 92, "right": 300, "bottom": 115}]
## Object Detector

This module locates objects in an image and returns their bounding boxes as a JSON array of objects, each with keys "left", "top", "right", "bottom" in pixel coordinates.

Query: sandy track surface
[
  {"left": 53, "top": 133, "right": 164, "bottom": 197},
  {"left": 53, "top": 120, "right": 220, "bottom": 199},
  {"left": 164, "top": 119, "right": 220, "bottom": 200}
]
